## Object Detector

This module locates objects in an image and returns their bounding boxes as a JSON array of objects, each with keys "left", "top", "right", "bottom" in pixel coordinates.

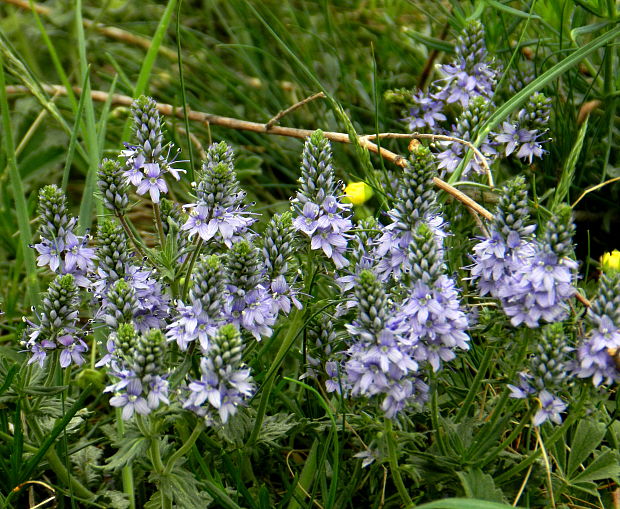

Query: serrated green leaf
[
  {"left": 96, "top": 490, "right": 130, "bottom": 509},
  {"left": 21, "top": 385, "right": 69, "bottom": 396},
  {"left": 105, "top": 435, "right": 149, "bottom": 471},
  {"left": 572, "top": 448, "right": 620, "bottom": 484},
  {"left": 169, "top": 470, "right": 214, "bottom": 509},
  {"left": 567, "top": 418, "right": 606, "bottom": 478},
  {"left": 457, "top": 468, "right": 505, "bottom": 503}
]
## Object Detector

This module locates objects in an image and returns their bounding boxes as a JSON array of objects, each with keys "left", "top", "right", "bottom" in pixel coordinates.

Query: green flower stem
[
  {"left": 454, "top": 346, "right": 494, "bottom": 423},
  {"left": 26, "top": 416, "right": 95, "bottom": 500},
  {"left": 430, "top": 376, "right": 447, "bottom": 456},
  {"left": 137, "top": 415, "right": 171, "bottom": 509},
  {"left": 287, "top": 438, "right": 319, "bottom": 509},
  {"left": 164, "top": 422, "right": 204, "bottom": 475},
  {"left": 117, "top": 408, "right": 136, "bottom": 509},
  {"left": 116, "top": 212, "right": 150, "bottom": 261},
  {"left": 182, "top": 239, "right": 204, "bottom": 300},
  {"left": 46, "top": 447, "right": 96, "bottom": 500},
  {"left": 385, "top": 419, "right": 413, "bottom": 508},
  {"left": 153, "top": 202, "right": 166, "bottom": 248},
  {"left": 479, "top": 406, "right": 536, "bottom": 468},
  {"left": 0, "top": 430, "right": 37, "bottom": 452},
  {"left": 495, "top": 389, "right": 588, "bottom": 485},
  {"left": 247, "top": 308, "right": 303, "bottom": 446}
]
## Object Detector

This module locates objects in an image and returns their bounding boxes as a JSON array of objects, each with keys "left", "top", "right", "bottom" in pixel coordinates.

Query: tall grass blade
[
  {"left": 0, "top": 54, "right": 41, "bottom": 307},
  {"left": 553, "top": 117, "right": 588, "bottom": 210}
]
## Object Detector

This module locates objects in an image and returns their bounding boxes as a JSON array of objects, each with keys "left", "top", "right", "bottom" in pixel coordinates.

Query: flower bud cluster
[
  {"left": 182, "top": 142, "right": 255, "bottom": 247},
  {"left": 121, "top": 96, "right": 185, "bottom": 203},
  {"left": 106, "top": 325, "right": 170, "bottom": 419},
  {"left": 184, "top": 324, "right": 255, "bottom": 425},
  {"left": 508, "top": 323, "right": 572, "bottom": 425}
]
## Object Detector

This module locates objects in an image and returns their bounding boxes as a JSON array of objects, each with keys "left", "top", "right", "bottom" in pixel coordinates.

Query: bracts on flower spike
[
  {"left": 23, "top": 274, "right": 87, "bottom": 368},
  {"left": 33, "top": 185, "right": 95, "bottom": 287},
  {"left": 292, "top": 130, "right": 353, "bottom": 269}
]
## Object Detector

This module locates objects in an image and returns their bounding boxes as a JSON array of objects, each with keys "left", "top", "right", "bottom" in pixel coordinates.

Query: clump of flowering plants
[{"left": 3, "top": 14, "right": 620, "bottom": 509}]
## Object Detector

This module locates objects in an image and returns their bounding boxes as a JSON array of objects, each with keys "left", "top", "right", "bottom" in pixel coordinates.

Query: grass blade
[{"left": 0, "top": 52, "right": 41, "bottom": 307}]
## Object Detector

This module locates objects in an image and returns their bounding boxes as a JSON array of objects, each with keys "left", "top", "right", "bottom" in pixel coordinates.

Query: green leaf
[
  {"left": 567, "top": 418, "right": 606, "bottom": 478},
  {"left": 553, "top": 118, "right": 588, "bottom": 210},
  {"left": 0, "top": 365, "right": 17, "bottom": 396},
  {"left": 18, "top": 385, "right": 93, "bottom": 483},
  {"left": 105, "top": 435, "right": 149, "bottom": 471},
  {"left": 169, "top": 469, "right": 214, "bottom": 509},
  {"left": 572, "top": 448, "right": 620, "bottom": 484},
  {"left": 416, "top": 498, "right": 520, "bottom": 509},
  {"left": 21, "top": 385, "right": 69, "bottom": 396},
  {"left": 485, "top": 0, "right": 541, "bottom": 19},
  {"left": 404, "top": 30, "right": 454, "bottom": 53},
  {"left": 457, "top": 468, "right": 505, "bottom": 503}
]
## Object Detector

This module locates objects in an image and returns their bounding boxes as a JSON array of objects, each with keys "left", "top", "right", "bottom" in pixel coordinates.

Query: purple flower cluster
[
  {"left": 402, "top": 21, "right": 551, "bottom": 177},
  {"left": 435, "top": 96, "right": 498, "bottom": 177},
  {"left": 405, "top": 20, "right": 497, "bottom": 135},
  {"left": 120, "top": 96, "right": 185, "bottom": 203},
  {"left": 184, "top": 324, "right": 255, "bottom": 425},
  {"left": 575, "top": 271, "right": 620, "bottom": 386},
  {"left": 33, "top": 185, "right": 95, "bottom": 287},
  {"left": 400, "top": 223, "right": 471, "bottom": 372},
  {"left": 105, "top": 325, "right": 169, "bottom": 419},
  {"left": 508, "top": 323, "right": 572, "bottom": 425},
  {"left": 92, "top": 220, "right": 169, "bottom": 334},
  {"left": 223, "top": 239, "right": 280, "bottom": 340},
  {"left": 166, "top": 255, "right": 226, "bottom": 351},
  {"left": 328, "top": 270, "right": 428, "bottom": 418},
  {"left": 470, "top": 180, "right": 577, "bottom": 328},
  {"left": 23, "top": 274, "right": 88, "bottom": 368},
  {"left": 494, "top": 92, "right": 551, "bottom": 164},
  {"left": 292, "top": 130, "right": 352, "bottom": 268},
  {"left": 375, "top": 146, "right": 445, "bottom": 281},
  {"left": 182, "top": 142, "right": 255, "bottom": 247}
]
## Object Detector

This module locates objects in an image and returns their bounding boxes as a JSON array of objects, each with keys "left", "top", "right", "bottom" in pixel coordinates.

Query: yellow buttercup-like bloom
[
  {"left": 600, "top": 250, "right": 620, "bottom": 273},
  {"left": 343, "top": 182, "right": 373, "bottom": 205}
]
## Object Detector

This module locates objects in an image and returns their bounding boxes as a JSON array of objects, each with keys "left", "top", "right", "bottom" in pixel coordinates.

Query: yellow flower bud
[
  {"left": 343, "top": 182, "right": 373, "bottom": 205},
  {"left": 601, "top": 250, "right": 620, "bottom": 273}
]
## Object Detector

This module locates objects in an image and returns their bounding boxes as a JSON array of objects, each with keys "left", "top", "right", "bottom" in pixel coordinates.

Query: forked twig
[
  {"left": 361, "top": 132, "right": 494, "bottom": 188},
  {"left": 266, "top": 91, "right": 325, "bottom": 129}
]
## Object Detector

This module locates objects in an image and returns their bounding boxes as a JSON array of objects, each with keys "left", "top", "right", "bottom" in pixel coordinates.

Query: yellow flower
[
  {"left": 600, "top": 250, "right": 620, "bottom": 273},
  {"left": 343, "top": 182, "right": 373, "bottom": 205}
]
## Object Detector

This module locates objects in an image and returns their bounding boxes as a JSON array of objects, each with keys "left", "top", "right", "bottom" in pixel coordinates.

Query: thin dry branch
[
  {"left": 265, "top": 91, "right": 325, "bottom": 130},
  {"left": 361, "top": 132, "right": 494, "bottom": 188},
  {"left": 6, "top": 84, "right": 495, "bottom": 222}
]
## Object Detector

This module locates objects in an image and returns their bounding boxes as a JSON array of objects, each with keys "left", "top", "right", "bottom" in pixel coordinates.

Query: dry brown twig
[
  {"left": 5, "top": 84, "right": 495, "bottom": 221},
  {"left": 265, "top": 91, "right": 326, "bottom": 130}
]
